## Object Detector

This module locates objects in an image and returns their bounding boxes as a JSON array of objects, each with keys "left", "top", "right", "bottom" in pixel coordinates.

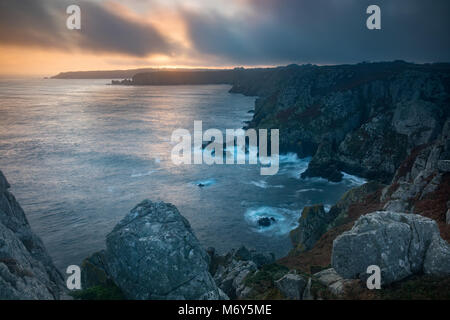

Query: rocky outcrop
[
  {"left": 208, "top": 246, "right": 275, "bottom": 299},
  {"left": 290, "top": 204, "right": 338, "bottom": 253},
  {"left": 234, "top": 62, "right": 450, "bottom": 183},
  {"left": 332, "top": 211, "right": 450, "bottom": 285},
  {"left": 313, "top": 268, "right": 355, "bottom": 296},
  {"left": 82, "top": 200, "right": 227, "bottom": 300},
  {"left": 275, "top": 272, "right": 307, "bottom": 300},
  {"left": 0, "top": 170, "right": 65, "bottom": 299}
]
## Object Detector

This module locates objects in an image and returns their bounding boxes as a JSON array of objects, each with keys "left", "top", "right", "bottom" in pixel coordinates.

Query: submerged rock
[
  {"left": 84, "top": 200, "right": 226, "bottom": 300},
  {"left": 257, "top": 217, "right": 276, "bottom": 227},
  {"left": 0, "top": 170, "right": 65, "bottom": 300},
  {"left": 332, "top": 211, "right": 450, "bottom": 284}
]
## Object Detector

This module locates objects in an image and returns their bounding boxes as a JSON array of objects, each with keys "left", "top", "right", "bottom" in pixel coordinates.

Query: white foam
[
  {"left": 341, "top": 172, "right": 367, "bottom": 186},
  {"left": 244, "top": 206, "right": 300, "bottom": 236},
  {"left": 296, "top": 188, "right": 323, "bottom": 193},
  {"left": 193, "top": 178, "right": 217, "bottom": 187},
  {"left": 131, "top": 170, "right": 155, "bottom": 178},
  {"left": 249, "top": 180, "right": 284, "bottom": 189}
]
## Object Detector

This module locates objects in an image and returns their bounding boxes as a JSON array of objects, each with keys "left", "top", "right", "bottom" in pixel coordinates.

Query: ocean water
[{"left": 0, "top": 79, "right": 365, "bottom": 270}]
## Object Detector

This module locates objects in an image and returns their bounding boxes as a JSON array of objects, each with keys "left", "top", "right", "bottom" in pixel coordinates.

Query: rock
[
  {"left": 209, "top": 246, "right": 275, "bottom": 298},
  {"left": 290, "top": 205, "right": 337, "bottom": 252},
  {"left": 275, "top": 272, "right": 307, "bottom": 300},
  {"left": 0, "top": 170, "right": 65, "bottom": 299},
  {"left": 332, "top": 211, "right": 448, "bottom": 285},
  {"left": 0, "top": 171, "right": 10, "bottom": 193},
  {"left": 213, "top": 259, "right": 257, "bottom": 299},
  {"left": 302, "top": 277, "right": 313, "bottom": 300},
  {"left": 424, "top": 234, "right": 450, "bottom": 276},
  {"left": 329, "top": 181, "right": 385, "bottom": 228},
  {"left": 257, "top": 217, "right": 276, "bottom": 227},
  {"left": 101, "top": 200, "right": 225, "bottom": 300},
  {"left": 313, "top": 268, "right": 350, "bottom": 296},
  {"left": 437, "top": 160, "right": 450, "bottom": 172},
  {"left": 447, "top": 209, "right": 450, "bottom": 225},
  {"left": 81, "top": 251, "right": 111, "bottom": 289}
]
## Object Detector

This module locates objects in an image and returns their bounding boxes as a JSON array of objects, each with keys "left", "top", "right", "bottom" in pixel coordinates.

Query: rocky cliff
[
  {"left": 0, "top": 171, "right": 65, "bottom": 299},
  {"left": 233, "top": 62, "right": 450, "bottom": 183}
]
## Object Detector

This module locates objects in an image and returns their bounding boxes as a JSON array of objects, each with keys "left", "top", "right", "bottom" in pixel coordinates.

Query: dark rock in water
[
  {"left": 248, "top": 110, "right": 255, "bottom": 114},
  {"left": 257, "top": 217, "right": 276, "bottom": 227},
  {"left": 82, "top": 200, "right": 227, "bottom": 300},
  {"left": 0, "top": 170, "right": 65, "bottom": 299},
  {"left": 198, "top": 183, "right": 205, "bottom": 188}
]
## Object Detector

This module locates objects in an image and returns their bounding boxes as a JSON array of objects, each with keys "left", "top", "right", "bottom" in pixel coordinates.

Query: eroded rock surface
[
  {"left": 332, "top": 211, "right": 450, "bottom": 284},
  {"left": 0, "top": 170, "right": 65, "bottom": 300}
]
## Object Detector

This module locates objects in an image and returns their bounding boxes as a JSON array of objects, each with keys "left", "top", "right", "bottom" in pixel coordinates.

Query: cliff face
[
  {"left": 0, "top": 171, "right": 65, "bottom": 299},
  {"left": 232, "top": 62, "right": 450, "bottom": 183}
]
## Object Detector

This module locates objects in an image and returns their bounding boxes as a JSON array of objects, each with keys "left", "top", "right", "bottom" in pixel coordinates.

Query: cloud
[
  {"left": 0, "top": 0, "right": 175, "bottom": 57},
  {"left": 1, "top": 0, "right": 449, "bottom": 65},
  {"left": 181, "top": 0, "right": 450, "bottom": 64}
]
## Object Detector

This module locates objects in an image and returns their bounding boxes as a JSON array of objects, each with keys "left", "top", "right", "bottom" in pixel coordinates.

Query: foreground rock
[
  {"left": 313, "top": 268, "right": 355, "bottom": 296},
  {"left": 332, "top": 211, "right": 450, "bottom": 285},
  {"left": 209, "top": 246, "right": 275, "bottom": 299},
  {"left": 83, "top": 200, "right": 227, "bottom": 300},
  {"left": 290, "top": 204, "right": 337, "bottom": 253},
  {"left": 275, "top": 272, "right": 307, "bottom": 300},
  {"left": 0, "top": 170, "right": 65, "bottom": 299}
]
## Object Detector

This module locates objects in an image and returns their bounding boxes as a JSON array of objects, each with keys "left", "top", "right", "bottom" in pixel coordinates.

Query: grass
[{"left": 69, "top": 284, "right": 125, "bottom": 300}]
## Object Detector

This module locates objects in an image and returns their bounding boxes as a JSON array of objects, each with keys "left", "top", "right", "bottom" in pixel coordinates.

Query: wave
[
  {"left": 131, "top": 170, "right": 155, "bottom": 178},
  {"left": 341, "top": 172, "right": 367, "bottom": 186},
  {"left": 249, "top": 180, "right": 284, "bottom": 189},
  {"left": 244, "top": 206, "right": 301, "bottom": 236},
  {"left": 296, "top": 188, "right": 323, "bottom": 193}
]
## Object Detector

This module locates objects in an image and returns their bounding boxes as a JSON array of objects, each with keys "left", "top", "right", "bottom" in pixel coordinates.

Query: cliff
[
  {"left": 0, "top": 171, "right": 65, "bottom": 299},
  {"left": 233, "top": 61, "right": 450, "bottom": 183}
]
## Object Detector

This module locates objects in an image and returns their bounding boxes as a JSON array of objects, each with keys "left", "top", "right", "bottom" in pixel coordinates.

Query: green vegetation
[
  {"left": 379, "top": 275, "right": 450, "bottom": 300},
  {"left": 70, "top": 284, "right": 125, "bottom": 300}
]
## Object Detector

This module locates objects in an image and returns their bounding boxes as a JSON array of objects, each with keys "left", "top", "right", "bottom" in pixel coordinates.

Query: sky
[{"left": 0, "top": 0, "right": 449, "bottom": 76}]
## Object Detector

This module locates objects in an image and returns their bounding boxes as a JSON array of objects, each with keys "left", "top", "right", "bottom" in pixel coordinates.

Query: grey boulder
[
  {"left": 103, "top": 200, "right": 225, "bottom": 300},
  {"left": 423, "top": 234, "right": 450, "bottom": 276},
  {"left": 275, "top": 272, "right": 307, "bottom": 300},
  {"left": 332, "top": 211, "right": 449, "bottom": 285}
]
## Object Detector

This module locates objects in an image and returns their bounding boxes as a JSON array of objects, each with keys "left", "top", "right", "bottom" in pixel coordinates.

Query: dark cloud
[
  {"left": 1, "top": 0, "right": 449, "bottom": 64},
  {"left": 0, "top": 0, "right": 174, "bottom": 57},
  {"left": 183, "top": 0, "right": 450, "bottom": 64}
]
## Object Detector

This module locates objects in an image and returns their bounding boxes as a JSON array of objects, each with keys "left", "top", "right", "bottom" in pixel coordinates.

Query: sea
[{"left": 0, "top": 79, "right": 365, "bottom": 270}]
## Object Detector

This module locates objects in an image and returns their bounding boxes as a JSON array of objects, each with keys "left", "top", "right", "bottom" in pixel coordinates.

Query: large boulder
[
  {"left": 332, "top": 211, "right": 450, "bottom": 284},
  {"left": 423, "top": 234, "right": 450, "bottom": 276},
  {"left": 0, "top": 170, "right": 65, "bottom": 299},
  {"left": 101, "top": 200, "right": 225, "bottom": 300},
  {"left": 275, "top": 272, "right": 307, "bottom": 300}
]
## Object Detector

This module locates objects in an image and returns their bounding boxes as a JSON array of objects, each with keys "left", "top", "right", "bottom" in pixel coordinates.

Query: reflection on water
[{"left": 0, "top": 79, "right": 364, "bottom": 270}]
